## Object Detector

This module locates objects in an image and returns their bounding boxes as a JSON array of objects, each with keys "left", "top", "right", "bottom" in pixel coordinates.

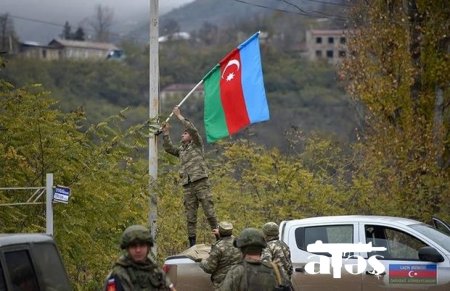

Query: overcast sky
[
  {"left": 0, "top": 0, "right": 195, "bottom": 42},
  {"left": 1, "top": 0, "right": 194, "bottom": 17}
]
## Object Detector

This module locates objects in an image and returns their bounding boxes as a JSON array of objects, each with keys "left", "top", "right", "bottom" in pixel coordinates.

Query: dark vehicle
[{"left": 0, "top": 233, "right": 72, "bottom": 290}]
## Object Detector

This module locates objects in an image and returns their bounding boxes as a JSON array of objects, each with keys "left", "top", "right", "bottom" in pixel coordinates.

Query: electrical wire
[
  {"left": 231, "top": 0, "right": 310, "bottom": 16},
  {"left": 302, "top": 0, "right": 351, "bottom": 7},
  {"left": 283, "top": 0, "right": 348, "bottom": 20},
  {"left": 281, "top": 0, "right": 309, "bottom": 14},
  {"left": 7, "top": 14, "right": 149, "bottom": 42},
  {"left": 7, "top": 0, "right": 350, "bottom": 43},
  {"left": 230, "top": 0, "right": 348, "bottom": 20},
  {"left": 9, "top": 15, "right": 67, "bottom": 28}
]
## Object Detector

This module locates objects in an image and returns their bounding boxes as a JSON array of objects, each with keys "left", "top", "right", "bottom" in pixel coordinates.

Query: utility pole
[{"left": 149, "top": 0, "right": 159, "bottom": 254}]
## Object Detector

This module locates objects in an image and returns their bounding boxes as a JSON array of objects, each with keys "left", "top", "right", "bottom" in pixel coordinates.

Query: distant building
[
  {"left": 160, "top": 83, "right": 204, "bottom": 100},
  {"left": 19, "top": 41, "right": 60, "bottom": 60},
  {"left": 48, "top": 38, "right": 120, "bottom": 60},
  {"left": 18, "top": 38, "right": 121, "bottom": 61},
  {"left": 304, "top": 29, "right": 348, "bottom": 64}
]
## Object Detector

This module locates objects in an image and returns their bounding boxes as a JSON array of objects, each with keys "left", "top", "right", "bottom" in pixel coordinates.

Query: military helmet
[
  {"left": 262, "top": 222, "right": 279, "bottom": 237},
  {"left": 120, "top": 225, "right": 153, "bottom": 249},
  {"left": 218, "top": 221, "right": 233, "bottom": 236},
  {"left": 233, "top": 228, "right": 267, "bottom": 249}
]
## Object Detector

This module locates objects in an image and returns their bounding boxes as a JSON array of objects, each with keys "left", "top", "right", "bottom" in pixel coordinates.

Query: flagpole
[{"left": 163, "top": 79, "right": 204, "bottom": 124}]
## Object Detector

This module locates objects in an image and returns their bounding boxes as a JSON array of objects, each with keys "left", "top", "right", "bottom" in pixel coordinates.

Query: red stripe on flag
[
  {"left": 390, "top": 270, "right": 437, "bottom": 278},
  {"left": 219, "top": 48, "right": 250, "bottom": 134}
]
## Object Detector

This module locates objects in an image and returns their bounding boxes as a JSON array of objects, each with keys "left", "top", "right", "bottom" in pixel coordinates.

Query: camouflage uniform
[
  {"left": 262, "top": 222, "right": 293, "bottom": 279},
  {"left": 163, "top": 118, "right": 218, "bottom": 237},
  {"left": 107, "top": 255, "right": 171, "bottom": 291},
  {"left": 262, "top": 238, "right": 293, "bottom": 279},
  {"left": 104, "top": 225, "right": 172, "bottom": 291},
  {"left": 199, "top": 222, "right": 242, "bottom": 289},
  {"left": 220, "top": 228, "right": 292, "bottom": 291}
]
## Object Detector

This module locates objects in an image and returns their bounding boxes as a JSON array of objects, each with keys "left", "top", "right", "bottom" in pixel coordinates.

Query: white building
[{"left": 304, "top": 29, "right": 348, "bottom": 64}]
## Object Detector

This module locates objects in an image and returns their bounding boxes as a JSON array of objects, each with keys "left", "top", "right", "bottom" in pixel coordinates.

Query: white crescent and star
[
  {"left": 408, "top": 271, "right": 417, "bottom": 278},
  {"left": 221, "top": 59, "right": 240, "bottom": 81}
]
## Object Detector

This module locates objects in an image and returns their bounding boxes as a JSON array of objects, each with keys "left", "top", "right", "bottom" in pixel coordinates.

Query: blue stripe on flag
[
  {"left": 389, "top": 264, "right": 437, "bottom": 271},
  {"left": 239, "top": 32, "right": 270, "bottom": 123}
]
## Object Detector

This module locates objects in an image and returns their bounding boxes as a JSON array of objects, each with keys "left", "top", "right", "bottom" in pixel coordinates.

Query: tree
[
  {"left": 61, "top": 21, "right": 72, "bottom": 39},
  {"left": 89, "top": 4, "right": 114, "bottom": 42},
  {"left": 73, "top": 26, "right": 85, "bottom": 41},
  {"left": 341, "top": 0, "right": 450, "bottom": 221},
  {"left": 0, "top": 70, "right": 160, "bottom": 288}
]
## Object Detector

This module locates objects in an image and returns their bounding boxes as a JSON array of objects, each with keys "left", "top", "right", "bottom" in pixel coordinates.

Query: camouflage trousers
[{"left": 183, "top": 178, "right": 218, "bottom": 237}]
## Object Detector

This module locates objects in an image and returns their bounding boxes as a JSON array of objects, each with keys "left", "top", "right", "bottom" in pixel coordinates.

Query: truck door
[
  {"left": 289, "top": 223, "right": 362, "bottom": 291},
  {"left": 361, "top": 223, "right": 450, "bottom": 291}
]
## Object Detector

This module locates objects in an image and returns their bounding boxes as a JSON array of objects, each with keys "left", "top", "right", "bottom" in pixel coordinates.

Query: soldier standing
[
  {"left": 261, "top": 222, "right": 293, "bottom": 280},
  {"left": 104, "top": 225, "right": 174, "bottom": 291},
  {"left": 220, "top": 228, "right": 291, "bottom": 291},
  {"left": 199, "top": 221, "right": 242, "bottom": 289},
  {"left": 161, "top": 106, "right": 218, "bottom": 247}
]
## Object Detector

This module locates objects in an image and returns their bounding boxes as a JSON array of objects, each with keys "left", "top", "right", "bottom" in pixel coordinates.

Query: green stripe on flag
[{"left": 204, "top": 67, "right": 228, "bottom": 142}]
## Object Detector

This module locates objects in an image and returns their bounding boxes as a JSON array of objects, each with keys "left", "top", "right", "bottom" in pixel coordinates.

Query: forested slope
[{"left": 1, "top": 44, "right": 357, "bottom": 151}]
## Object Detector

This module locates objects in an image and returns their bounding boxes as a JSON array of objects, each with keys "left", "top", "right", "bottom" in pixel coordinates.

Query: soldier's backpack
[
  {"left": 243, "top": 261, "right": 277, "bottom": 291},
  {"left": 242, "top": 261, "right": 293, "bottom": 291}
]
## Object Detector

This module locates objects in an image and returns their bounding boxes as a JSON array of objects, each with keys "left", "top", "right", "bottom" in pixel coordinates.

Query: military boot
[{"left": 188, "top": 236, "right": 196, "bottom": 247}]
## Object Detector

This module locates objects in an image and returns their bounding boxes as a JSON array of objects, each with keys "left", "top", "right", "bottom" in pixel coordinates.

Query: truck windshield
[{"left": 410, "top": 223, "right": 450, "bottom": 253}]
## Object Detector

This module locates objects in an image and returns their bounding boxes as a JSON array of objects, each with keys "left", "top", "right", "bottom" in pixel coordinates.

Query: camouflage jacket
[
  {"left": 219, "top": 258, "right": 290, "bottom": 291},
  {"left": 261, "top": 237, "right": 293, "bottom": 278},
  {"left": 105, "top": 254, "right": 172, "bottom": 291},
  {"left": 199, "top": 236, "right": 242, "bottom": 287},
  {"left": 163, "top": 119, "right": 208, "bottom": 185}
]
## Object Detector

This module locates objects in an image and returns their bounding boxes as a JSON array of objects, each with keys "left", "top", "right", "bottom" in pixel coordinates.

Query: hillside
[
  {"left": 1, "top": 0, "right": 357, "bottom": 152},
  {"left": 129, "top": 0, "right": 347, "bottom": 43}
]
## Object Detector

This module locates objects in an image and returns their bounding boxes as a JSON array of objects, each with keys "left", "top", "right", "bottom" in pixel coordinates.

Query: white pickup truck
[{"left": 163, "top": 215, "right": 450, "bottom": 291}]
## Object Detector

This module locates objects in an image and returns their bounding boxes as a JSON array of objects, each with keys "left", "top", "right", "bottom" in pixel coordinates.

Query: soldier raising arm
[
  {"left": 199, "top": 221, "right": 241, "bottom": 290},
  {"left": 162, "top": 106, "right": 218, "bottom": 247}
]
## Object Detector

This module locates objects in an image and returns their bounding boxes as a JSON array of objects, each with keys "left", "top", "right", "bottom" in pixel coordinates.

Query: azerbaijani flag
[
  {"left": 389, "top": 264, "right": 437, "bottom": 284},
  {"left": 203, "top": 32, "right": 269, "bottom": 143}
]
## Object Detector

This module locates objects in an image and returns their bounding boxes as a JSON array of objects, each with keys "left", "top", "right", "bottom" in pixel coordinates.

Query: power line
[
  {"left": 281, "top": 0, "right": 309, "bottom": 14},
  {"left": 8, "top": 1, "right": 350, "bottom": 43},
  {"left": 283, "top": 0, "right": 348, "bottom": 19},
  {"left": 303, "top": 0, "right": 351, "bottom": 7},
  {"left": 9, "top": 15, "right": 67, "bottom": 29},
  {"left": 230, "top": 0, "right": 348, "bottom": 20},
  {"left": 231, "top": 0, "right": 310, "bottom": 16},
  {"left": 8, "top": 14, "right": 149, "bottom": 43}
]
